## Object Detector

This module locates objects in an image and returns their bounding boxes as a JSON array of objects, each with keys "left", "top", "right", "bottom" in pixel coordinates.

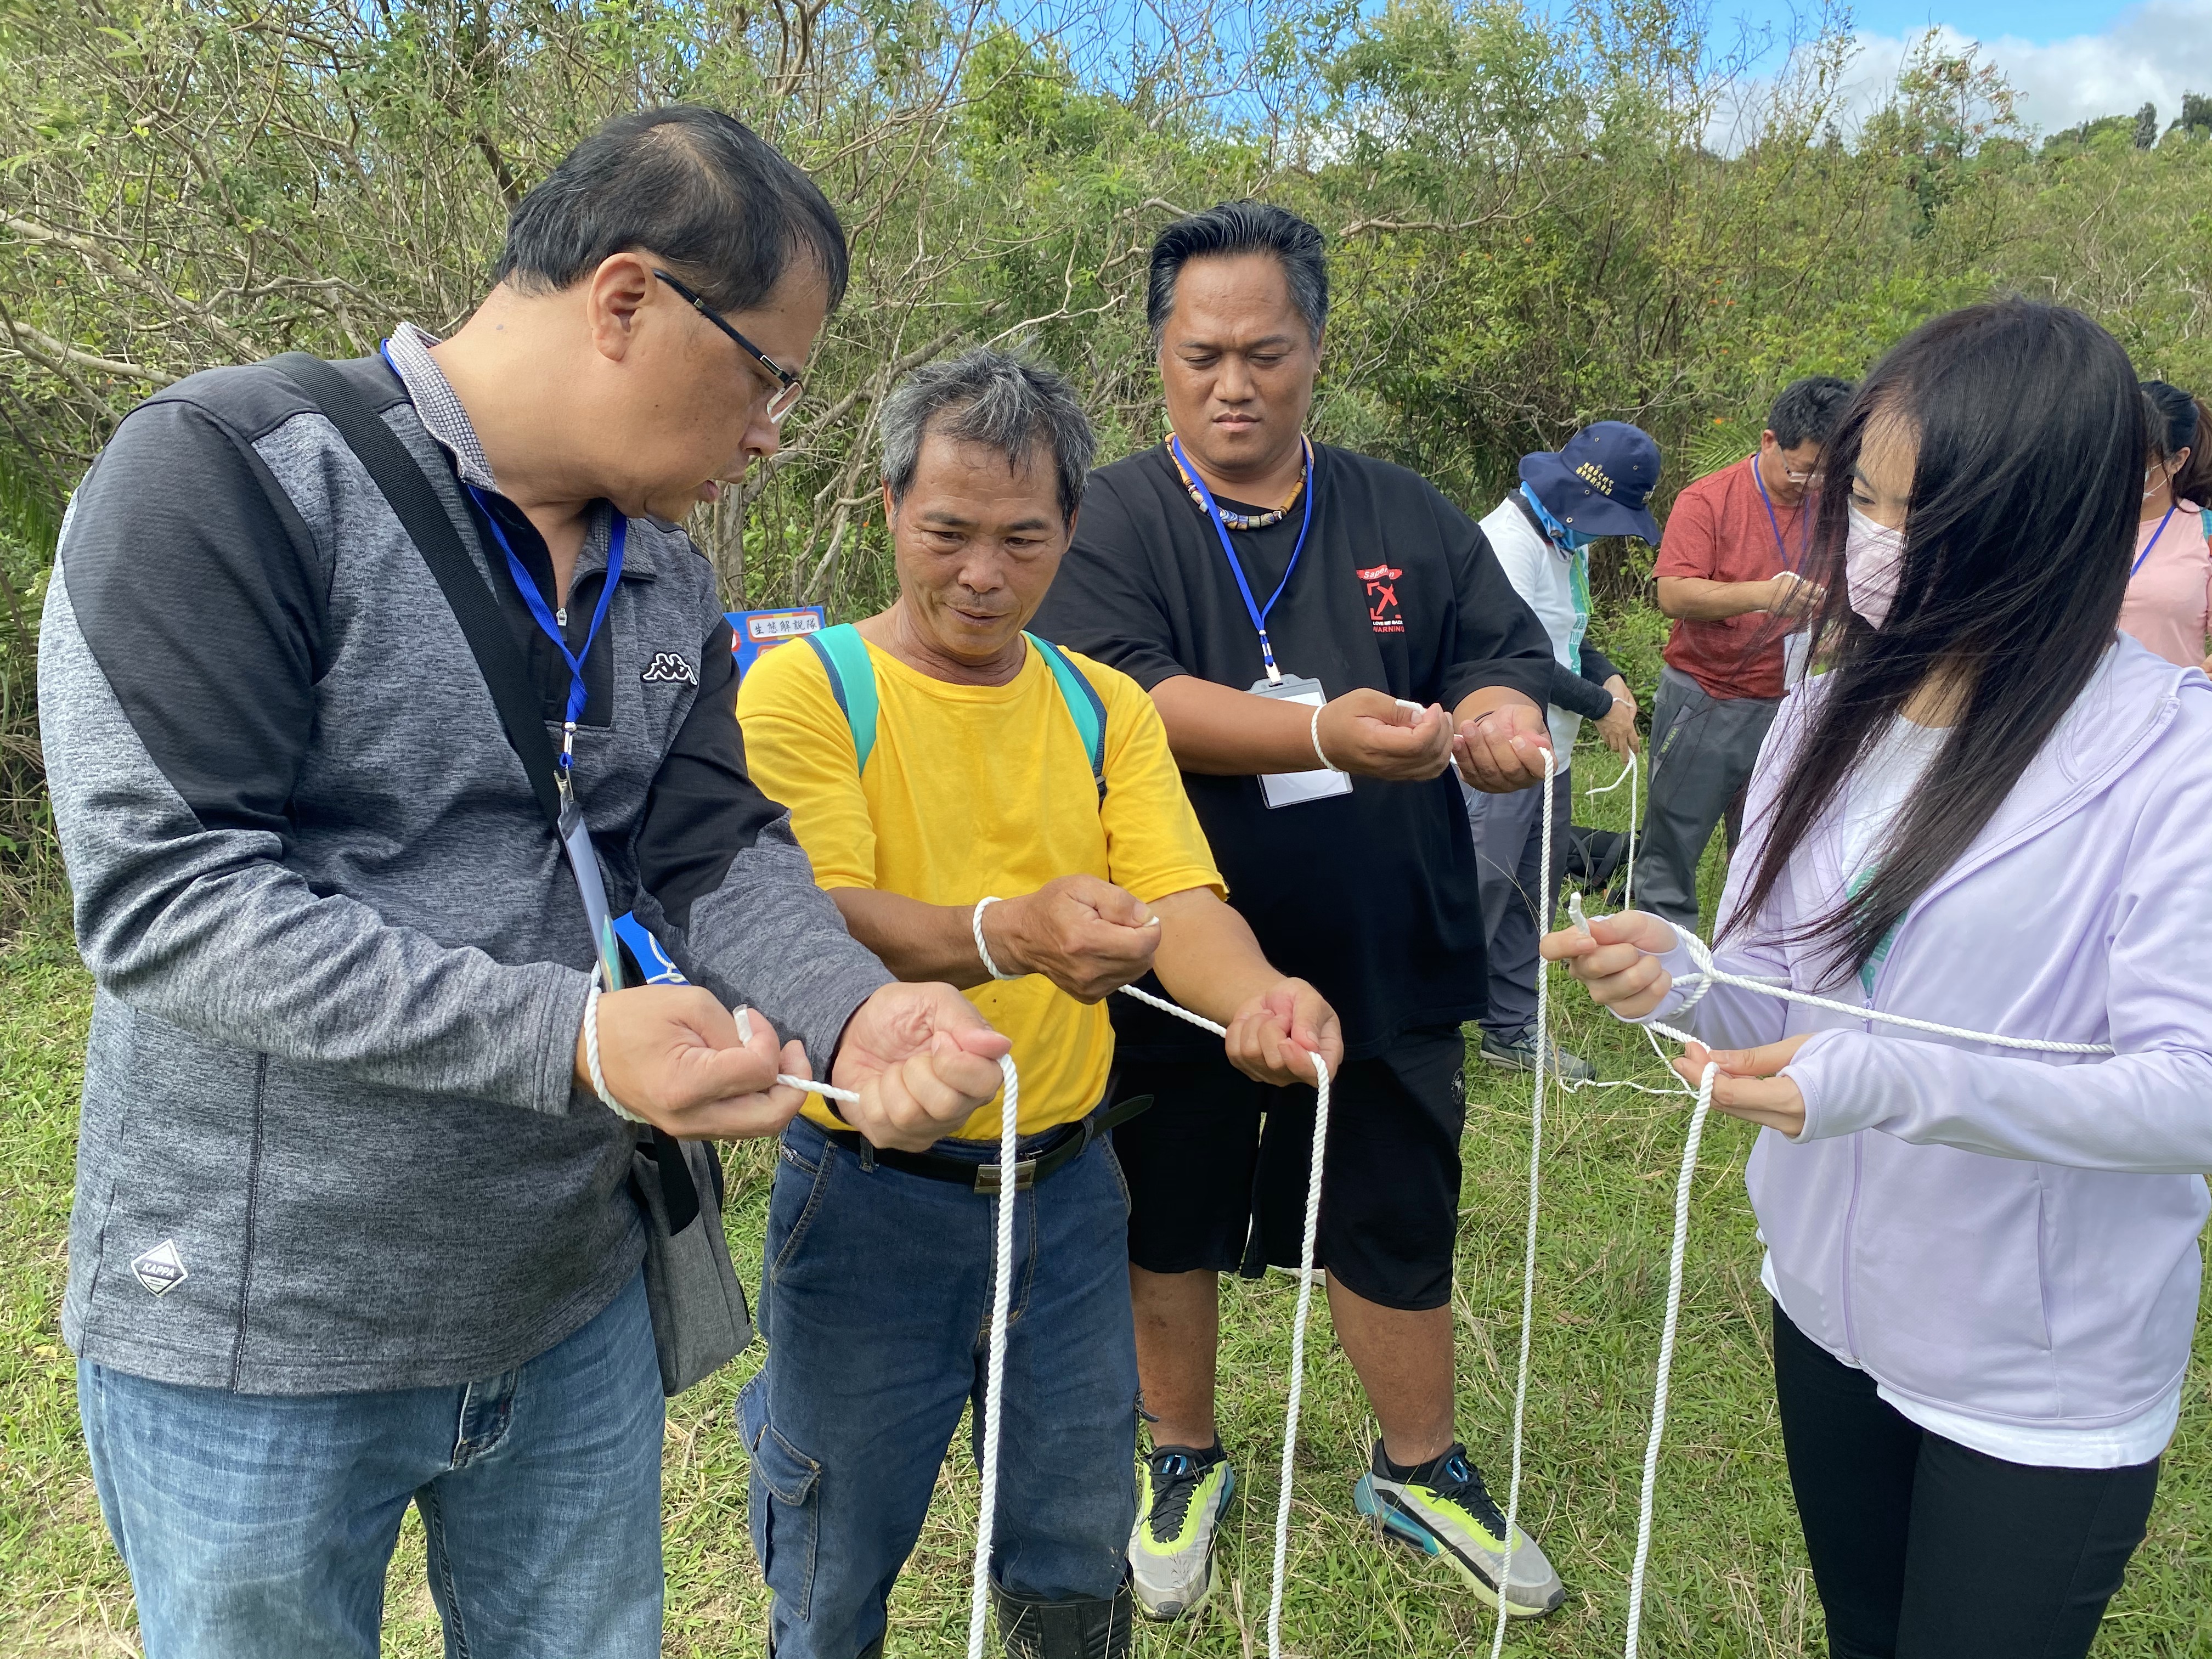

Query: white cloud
[{"left": 1838, "top": 2, "right": 2212, "bottom": 136}]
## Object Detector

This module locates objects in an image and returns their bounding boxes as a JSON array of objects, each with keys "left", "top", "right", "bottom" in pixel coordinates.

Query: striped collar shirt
[{"left": 382, "top": 321, "right": 499, "bottom": 493}]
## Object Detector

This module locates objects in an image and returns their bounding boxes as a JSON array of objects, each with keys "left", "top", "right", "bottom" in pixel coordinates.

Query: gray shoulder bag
[{"left": 274, "top": 352, "right": 751, "bottom": 1395}]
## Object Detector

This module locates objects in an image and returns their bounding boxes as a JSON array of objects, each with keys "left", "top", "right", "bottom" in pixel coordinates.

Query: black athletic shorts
[{"left": 1109, "top": 1025, "right": 1468, "bottom": 1312}]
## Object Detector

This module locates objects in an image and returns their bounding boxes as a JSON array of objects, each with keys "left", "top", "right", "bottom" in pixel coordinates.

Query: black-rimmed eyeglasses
[{"left": 653, "top": 269, "right": 804, "bottom": 424}]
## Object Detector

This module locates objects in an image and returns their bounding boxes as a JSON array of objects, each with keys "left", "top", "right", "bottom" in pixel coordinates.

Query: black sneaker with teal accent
[
  {"left": 1352, "top": 1440, "right": 1566, "bottom": 1617},
  {"left": 1128, "top": 1441, "right": 1235, "bottom": 1621}
]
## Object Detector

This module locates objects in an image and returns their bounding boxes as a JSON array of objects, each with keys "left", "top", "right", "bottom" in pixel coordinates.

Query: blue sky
[
  {"left": 1087, "top": 0, "right": 2209, "bottom": 140},
  {"left": 1699, "top": 0, "right": 2211, "bottom": 133},
  {"left": 1726, "top": 0, "right": 2129, "bottom": 40}
]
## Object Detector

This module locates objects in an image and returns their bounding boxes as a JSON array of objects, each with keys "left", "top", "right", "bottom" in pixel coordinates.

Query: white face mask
[{"left": 1845, "top": 503, "right": 1906, "bottom": 629}]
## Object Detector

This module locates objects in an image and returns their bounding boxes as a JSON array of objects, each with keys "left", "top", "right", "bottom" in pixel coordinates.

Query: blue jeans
[
  {"left": 80, "top": 1268, "right": 664, "bottom": 1659},
  {"left": 742, "top": 1114, "right": 1139, "bottom": 1658}
]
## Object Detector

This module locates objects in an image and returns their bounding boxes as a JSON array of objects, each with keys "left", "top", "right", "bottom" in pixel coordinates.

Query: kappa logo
[
  {"left": 131, "top": 1239, "right": 189, "bottom": 1297},
  {"left": 1357, "top": 562, "right": 1406, "bottom": 634},
  {"left": 640, "top": 652, "right": 698, "bottom": 686}
]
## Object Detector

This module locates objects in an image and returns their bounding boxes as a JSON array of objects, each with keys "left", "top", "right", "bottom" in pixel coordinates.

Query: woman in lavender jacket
[{"left": 1547, "top": 300, "right": 2212, "bottom": 1659}]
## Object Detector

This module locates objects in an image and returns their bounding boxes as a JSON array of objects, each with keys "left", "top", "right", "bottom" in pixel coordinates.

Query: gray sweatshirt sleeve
[
  {"left": 626, "top": 613, "right": 893, "bottom": 1073},
  {"left": 41, "top": 400, "right": 587, "bottom": 1115}
]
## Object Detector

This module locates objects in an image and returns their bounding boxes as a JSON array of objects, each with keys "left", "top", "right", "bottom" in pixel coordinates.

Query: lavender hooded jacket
[{"left": 1639, "top": 634, "right": 2212, "bottom": 1444}]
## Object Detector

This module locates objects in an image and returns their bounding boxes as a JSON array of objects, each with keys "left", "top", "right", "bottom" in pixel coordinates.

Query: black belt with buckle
[{"left": 822, "top": 1088, "right": 1155, "bottom": 1194}]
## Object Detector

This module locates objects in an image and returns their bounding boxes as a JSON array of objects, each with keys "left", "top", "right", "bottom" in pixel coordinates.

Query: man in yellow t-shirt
[{"left": 736, "top": 348, "right": 1344, "bottom": 1659}]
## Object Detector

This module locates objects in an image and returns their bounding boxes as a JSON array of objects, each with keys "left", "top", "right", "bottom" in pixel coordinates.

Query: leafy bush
[{"left": 1, "top": 0, "right": 2205, "bottom": 912}]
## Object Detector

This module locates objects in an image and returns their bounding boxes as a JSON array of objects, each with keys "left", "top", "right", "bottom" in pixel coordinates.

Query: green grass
[{"left": 5, "top": 749, "right": 2211, "bottom": 1655}]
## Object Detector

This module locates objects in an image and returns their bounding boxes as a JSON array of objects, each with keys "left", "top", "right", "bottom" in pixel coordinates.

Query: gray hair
[{"left": 879, "top": 348, "right": 1097, "bottom": 523}]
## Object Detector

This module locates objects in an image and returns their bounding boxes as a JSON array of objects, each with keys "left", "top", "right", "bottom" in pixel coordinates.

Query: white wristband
[
  {"left": 583, "top": 982, "right": 644, "bottom": 1123},
  {"left": 972, "top": 896, "right": 1020, "bottom": 981},
  {"left": 1310, "top": 703, "right": 1336, "bottom": 771}
]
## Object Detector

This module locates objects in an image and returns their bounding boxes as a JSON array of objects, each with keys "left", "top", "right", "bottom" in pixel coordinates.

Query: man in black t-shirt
[{"left": 1030, "top": 201, "right": 1568, "bottom": 1624}]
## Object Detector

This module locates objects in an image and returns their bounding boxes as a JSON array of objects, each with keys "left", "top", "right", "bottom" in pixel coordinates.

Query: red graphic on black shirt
[{"left": 1357, "top": 563, "right": 1405, "bottom": 634}]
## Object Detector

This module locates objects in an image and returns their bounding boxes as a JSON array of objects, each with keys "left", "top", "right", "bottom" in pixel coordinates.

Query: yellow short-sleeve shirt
[{"left": 737, "top": 633, "right": 1226, "bottom": 1139}]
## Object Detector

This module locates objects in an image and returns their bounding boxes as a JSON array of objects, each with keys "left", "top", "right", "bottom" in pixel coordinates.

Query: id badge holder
[
  {"left": 1252, "top": 673, "right": 1353, "bottom": 809},
  {"left": 558, "top": 794, "right": 627, "bottom": 990}
]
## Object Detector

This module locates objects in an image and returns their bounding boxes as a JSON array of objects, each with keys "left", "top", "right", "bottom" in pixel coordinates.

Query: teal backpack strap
[
  {"left": 801, "top": 624, "right": 881, "bottom": 774},
  {"left": 1026, "top": 633, "right": 1108, "bottom": 800},
  {"left": 2201, "top": 506, "right": 2211, "bottom": 543}
]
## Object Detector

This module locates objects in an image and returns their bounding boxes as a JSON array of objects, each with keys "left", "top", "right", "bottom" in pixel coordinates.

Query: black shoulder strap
[
  {"left": 274, "top": 354, "right": 704, "bottom": 1228},
  {"left": 269, "top": 352, "right": 563, "bottom": 835}
]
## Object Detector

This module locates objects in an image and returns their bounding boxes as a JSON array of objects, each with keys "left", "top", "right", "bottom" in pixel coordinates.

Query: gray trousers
[
  {"left": 1632, "top": 665, "right": 1781, "bottom": 933},
  {"left": 1464, "top": 768, "right": 1573, "bottom": 1043}
]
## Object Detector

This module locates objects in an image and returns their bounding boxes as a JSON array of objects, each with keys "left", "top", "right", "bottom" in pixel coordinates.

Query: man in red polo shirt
[{"left": 1632, "top": 376, "right": 1852, "bottom": 931}]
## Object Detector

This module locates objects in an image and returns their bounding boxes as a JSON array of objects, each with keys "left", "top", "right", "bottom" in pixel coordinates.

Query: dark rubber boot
[{"left": 992, "top": 1578, "right": 1136, "bottom": 1659}]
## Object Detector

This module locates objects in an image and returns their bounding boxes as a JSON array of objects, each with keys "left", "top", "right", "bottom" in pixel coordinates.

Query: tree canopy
[{"left": 0, "top": 1, "right": 2204, "bottom": 904}]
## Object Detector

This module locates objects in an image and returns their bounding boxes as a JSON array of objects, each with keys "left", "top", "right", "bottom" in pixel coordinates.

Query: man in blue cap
[{"left": 1466, "top": 424, "right": 1660, "bottom": 1079}]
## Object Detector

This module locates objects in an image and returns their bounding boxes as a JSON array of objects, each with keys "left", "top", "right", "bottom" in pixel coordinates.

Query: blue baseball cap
[{"left": 1519, "top": 422, "right": 1662, "bottom": 543}]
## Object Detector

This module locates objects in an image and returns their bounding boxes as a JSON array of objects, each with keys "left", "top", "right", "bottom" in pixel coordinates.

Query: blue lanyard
[
  {"left": 1752, "top": 454, "right": 1808, "bottom": 573},
  {"left": 2131, "top": 504, "right": 2179, "bottom": 579},
  {"left": 466, "top": 484, "right": 627, "bottom": 786},
  {"left": 375, "top": 337, "right": 627, "bottom": 786},
  {"left": 1170, "top": 434, "right": 1313, "bottom": 684}
]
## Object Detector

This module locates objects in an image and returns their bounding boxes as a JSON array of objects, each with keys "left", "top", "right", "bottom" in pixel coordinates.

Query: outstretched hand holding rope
[{"left": 1541, "top": 884, "right": 2111, "bottom": 1659}]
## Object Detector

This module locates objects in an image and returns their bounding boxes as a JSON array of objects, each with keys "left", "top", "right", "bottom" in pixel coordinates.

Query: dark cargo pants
[{"left": 1632, "top": 665, "right": 1781, "bottom": 934}]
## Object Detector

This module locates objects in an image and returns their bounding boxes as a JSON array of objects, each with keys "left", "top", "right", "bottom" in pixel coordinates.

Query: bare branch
[{"left": 0, "top": 323, "right": 177, "bottom": 388}]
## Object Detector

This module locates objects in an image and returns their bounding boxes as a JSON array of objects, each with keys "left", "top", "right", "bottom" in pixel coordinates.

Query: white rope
[
  {"left": 1269, "top": 1053, "right": 1331, "bottom": 1659},
  {"left": 1582, "top": 746, "right": 1639, "bottom": 912},
  {"left": 732, "top": 723, "right": 2107, "bottom": 1657},
  {"left": 1117, "top": 980, "right": 1330, "bottom": 1659},
  {"left": 582, "top": 982, "right": 645, "bottom": 1123},
  {"left": 1489, "top": 743, "right": 1558, "bottom": 1656},
  {"left": 736, "top": 1005, "right": 866, "bottom": 1108},
  {"left": 973, "top": 896, "right": 1020, "bottom": 981},
  {"left": 1660, "top": 926, "right": 2112, "bottom": 1054},
  {"left": 734, "top": 1006, "right": 1016, "bottom": 1658},
  {"left": 1622, "top": 1057, "right": 1715, "bottom": 1659},
  {"left": 740, "top": 1006, "right": 1019, "bottom": 1657},
  {"left": 967, "top": 1053, "right": 1024, "bottom": 1659}
]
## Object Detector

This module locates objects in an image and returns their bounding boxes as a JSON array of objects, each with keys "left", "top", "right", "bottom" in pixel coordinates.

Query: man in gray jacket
[{"left": 42, "top": 105, "right": 1004, "bottom": 1659}]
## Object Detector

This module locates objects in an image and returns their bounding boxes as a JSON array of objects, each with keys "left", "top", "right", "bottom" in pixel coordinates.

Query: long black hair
[
  {"left": 2143, "top": 379, "right": 2212, "bottom": 507},
  {"left": 1731, "top": 300, "right": 2146, "bottom": 984}
]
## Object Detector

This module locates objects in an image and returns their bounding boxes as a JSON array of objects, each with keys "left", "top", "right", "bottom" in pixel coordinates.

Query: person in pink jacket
[
  {"left": 2117, "top": 379, "right": 2212, "bottom": 670},
  {"left": 1544, "top": 300, "right": 2212, "bottom": 1659}
]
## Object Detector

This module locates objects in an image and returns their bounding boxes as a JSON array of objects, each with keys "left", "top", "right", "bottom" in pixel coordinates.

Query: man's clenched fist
[
  {"left": 578, "top": 983, "right": 809, "bottom": 1141},
  {"left": 830, "top": 981, "right": 1014, "bottom": 1151}
]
